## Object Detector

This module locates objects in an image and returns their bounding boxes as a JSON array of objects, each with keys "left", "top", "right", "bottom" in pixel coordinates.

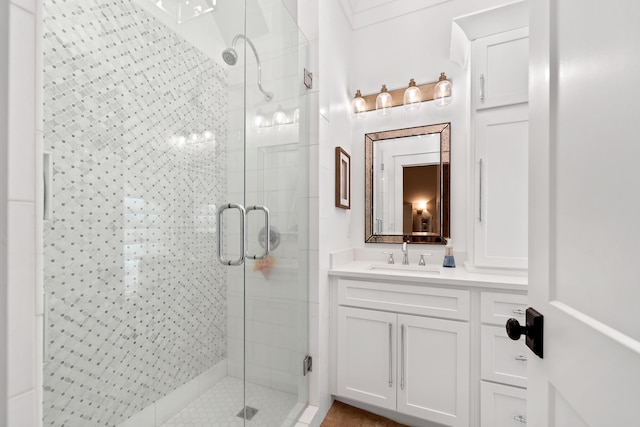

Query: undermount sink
[{"left": 367, "top": 263, "right": 441, "bottom": 275}]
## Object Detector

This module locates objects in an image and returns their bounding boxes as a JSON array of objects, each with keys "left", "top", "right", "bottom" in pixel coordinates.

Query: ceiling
[{"left": 339, "top": 0, "right": 452, "bottom": 29}]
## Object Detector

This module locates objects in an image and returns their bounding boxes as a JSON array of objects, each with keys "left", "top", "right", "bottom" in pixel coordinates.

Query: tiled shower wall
[{"left": 42, "top": 0, "right": 228, "bottom": 425}]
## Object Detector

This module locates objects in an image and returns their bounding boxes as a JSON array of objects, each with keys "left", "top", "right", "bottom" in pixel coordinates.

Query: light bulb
[
  {"left": 376, "top": 85, "right": 392, "bottom": 116},
  {"left": 254, "top": 109, "right": 266, "bottom": 132},
  {"left": 434, "top": 72, "right": 452, "bottom": 107},
  {"left": 403, "top": 79, "right": 422, "bottom": 111},
  {"left": 351, "top": 90, "right": 367, "bottom": 119},
  {"left": 272, "top": 106, "right": 288, "bottom": 128}
]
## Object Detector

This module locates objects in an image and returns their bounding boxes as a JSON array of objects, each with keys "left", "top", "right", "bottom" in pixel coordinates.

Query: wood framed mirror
[{"left": 365, "top": 123, "right": 450, "bottom": 244}]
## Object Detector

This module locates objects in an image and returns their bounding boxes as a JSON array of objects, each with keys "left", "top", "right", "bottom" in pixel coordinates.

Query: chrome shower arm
[{"left": 231, "top": 34, "right": 273, "bottom": 101}]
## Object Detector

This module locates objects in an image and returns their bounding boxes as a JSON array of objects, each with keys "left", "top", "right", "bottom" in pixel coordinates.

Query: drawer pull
[
  {"left": 515, "top": 354, "right": 528, "bottom": 362},
  {"left": 514, "top": 415, "right": 527, "bottom": 423},
  {"left": 400, "top": 324, "right": 405, "bottom": 390},
  {"left": 388, "top": 322, "right": 393, "bottom": 388},
  {"left": 512, "top": 308, "right": 526, "bottom": 315}
]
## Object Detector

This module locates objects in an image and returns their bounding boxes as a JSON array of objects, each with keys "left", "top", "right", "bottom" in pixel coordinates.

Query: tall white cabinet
[{"left": 467, "top": 15, "right": 530, "bottom": 271}]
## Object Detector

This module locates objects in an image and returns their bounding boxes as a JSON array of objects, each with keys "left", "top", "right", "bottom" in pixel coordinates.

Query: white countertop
[{"left": 329, "top": 260, "right": 528, "bottom": 291}]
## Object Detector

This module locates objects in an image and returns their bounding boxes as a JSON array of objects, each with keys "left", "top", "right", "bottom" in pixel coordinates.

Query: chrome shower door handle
[
  {"left": 217, "top": 203, "right": 246, "bottom": 266},
  {"left": 246, "top": 205, "right": 270, "bottom": 260}
]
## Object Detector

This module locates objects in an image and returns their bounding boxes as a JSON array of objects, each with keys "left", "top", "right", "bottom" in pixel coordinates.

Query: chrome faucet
[{"left": 402, "top": 241, "right": 409, "bottom": 265}]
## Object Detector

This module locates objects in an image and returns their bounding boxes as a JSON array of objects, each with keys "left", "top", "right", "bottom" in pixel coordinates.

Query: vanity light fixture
[
  {"left": 351, "top": 90, "right": 367, "bottom": 119},
  {"left": 351, "top": 73, "right": 452, "bottom": 115},
  {"left": 375, "top": 85, "right": 393, "bottom": 116},
  {"left": 403, "top": 79, "right": 423, "bottom": 111},
  {"left": 433, "top": 72, "right": 452, "bottom": 107}
]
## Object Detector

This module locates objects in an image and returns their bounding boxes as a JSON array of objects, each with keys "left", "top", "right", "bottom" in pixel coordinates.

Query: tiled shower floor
[{"left": 160, "top": 377, "right": 300, "bottom": 427}]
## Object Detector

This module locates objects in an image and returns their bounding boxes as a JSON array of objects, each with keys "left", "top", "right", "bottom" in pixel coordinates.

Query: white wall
[
  {"left": 3, "top": 1, "right": 43, "bottom": 426},
  {"left": 347, "top": 0, "right": 513, "bottom": 261},
  {"left": 302, "top": 1, "right": 524, "bottom": 424},
  {"left": 296, "top": 0, "right": 354, "bottom": 423}
]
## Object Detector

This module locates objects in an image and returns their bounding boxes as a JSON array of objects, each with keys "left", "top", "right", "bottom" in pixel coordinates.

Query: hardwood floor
[{"left": 320, "top": 401, "right": 409, "bottom": 427}]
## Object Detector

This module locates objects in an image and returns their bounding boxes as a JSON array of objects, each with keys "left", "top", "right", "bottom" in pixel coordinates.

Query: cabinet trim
[{"left": 338, "top": 279, "right": 470, "bottom": 321}]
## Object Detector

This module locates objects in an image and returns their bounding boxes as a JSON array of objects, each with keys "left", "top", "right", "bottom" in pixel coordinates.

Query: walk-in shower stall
[{"left": 42, "top": 0, "right": 309, "bottom": 425}]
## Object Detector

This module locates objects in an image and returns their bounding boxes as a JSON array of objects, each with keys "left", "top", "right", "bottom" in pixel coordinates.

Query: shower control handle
[
  {"left": 217, "top": 203, "right": 246, "bottom": 266},
  {"left": 246, "top": 205, "right": 270, "bottom": 260}
]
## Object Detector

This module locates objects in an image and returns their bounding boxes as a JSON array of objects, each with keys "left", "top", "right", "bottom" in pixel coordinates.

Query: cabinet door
[
  {"left": 473, "top": 27, "right": 529, "bottom": 110},
  {"left": 481, "top": 382, "right": 527, "bottom": 427},
  {"left": 474, "top": 104, "right": 528, "bottom": 269},
  {"left": 397, "top": 314, "right": 469, "bottom": 427},
  {"left": 336, "top": 307, "right": 397, "bottom": 410},
  {"left": 481, "top": 325, "right": 527, "bottom": 388}
]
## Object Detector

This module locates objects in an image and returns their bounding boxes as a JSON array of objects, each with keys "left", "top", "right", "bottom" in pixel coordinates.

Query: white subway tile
[
  {"left": 34, "top": 2, "right": 42, "bottom": 132},
  {"left": 7, "top": 201, "right": 36, "bottom": 398},
  {"left": 8, "top": 390, "right": 37, "bottom": 427},
  {"left": 10, "top": 0, "right": 35, "bottom": 13},
  {"left": 117, "top": 404, "right": 155, "bottom": 427},
  {"left": 197, "top": 359, "right": 227, "bottom": 393},
  {"left": 8, "top": 4, "right": 36, "bottom": 202},
  {"left": 155, "top": 377, "right": 199, "bottom": 425}
]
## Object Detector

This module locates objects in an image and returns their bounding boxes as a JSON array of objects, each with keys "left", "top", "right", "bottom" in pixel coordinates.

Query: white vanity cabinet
[
  {"left": 329, "top": 264, "right": 528, "bottom": 427},
  {"left": 470, "top": 25, "right": 530, "bottom": 271},
  {"left": 335, "top": 279, "right": 470, "bottom": 427}
]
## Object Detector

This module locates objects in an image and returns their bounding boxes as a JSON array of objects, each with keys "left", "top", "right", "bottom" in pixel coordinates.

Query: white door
[
  {"left": 528, "top": 0, "right": 640, "bottom": 425},
  {"left": 397, "top": 314, "right": 469, "bottom": 427},
  {"left": 336, "top": 306, "right": 397, "bottom": 410}
]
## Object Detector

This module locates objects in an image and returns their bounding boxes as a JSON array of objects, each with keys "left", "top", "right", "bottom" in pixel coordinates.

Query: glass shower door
[{"left": 227, "top": 1, "right": 311, "bottom": 425}]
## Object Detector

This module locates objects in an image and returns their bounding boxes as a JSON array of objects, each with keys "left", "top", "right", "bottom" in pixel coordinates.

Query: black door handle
[{"left": 505, "top": 307, "right": 544, "bottom": 359}]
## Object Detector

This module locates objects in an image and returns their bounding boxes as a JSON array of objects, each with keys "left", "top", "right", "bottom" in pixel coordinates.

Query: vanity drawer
[
  {"left": 481, "top": 382, "right": 527, "bottom": 427},
  {"left": 337, "top": 279, "right": 470, "bottom": 321},
  {"left": 481, "top": 325, "right": 528, "bottom": 388},
  {"left": 481, "top": 292, "right": 527, "bottom": 326}
]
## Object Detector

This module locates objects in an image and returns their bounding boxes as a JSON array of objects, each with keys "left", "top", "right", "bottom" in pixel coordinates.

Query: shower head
[
  {"left": 222, "top": 34, "right": 273, "bottom": 101},
  {"left": 221, "top": 47, "right": 238, "bottom": 66}
]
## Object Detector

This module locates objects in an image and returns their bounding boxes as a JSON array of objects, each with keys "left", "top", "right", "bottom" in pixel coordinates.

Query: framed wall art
[{"left": 335, "top": 147, "right": 351, "bottom": 209}]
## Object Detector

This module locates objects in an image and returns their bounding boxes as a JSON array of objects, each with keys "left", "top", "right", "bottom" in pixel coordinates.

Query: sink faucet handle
[
  {"left": 418, "top": 253, "right": 432, "bottom": 266},
  {"left": 382, "top": 251, "right": 395, "bottom": 264}
]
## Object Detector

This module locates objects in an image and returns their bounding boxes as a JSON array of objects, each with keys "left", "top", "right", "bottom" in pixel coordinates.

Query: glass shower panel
[{"left": 239, "top": 1, "right": 311, "bottom": 425}]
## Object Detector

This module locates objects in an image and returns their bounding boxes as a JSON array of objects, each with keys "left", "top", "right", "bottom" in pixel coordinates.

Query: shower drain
[{"left": 236, "top": 406, "right": 259, "bottom": 420}]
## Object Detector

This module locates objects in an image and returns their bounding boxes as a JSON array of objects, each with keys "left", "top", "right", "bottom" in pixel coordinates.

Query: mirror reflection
[{"left": 365, "top": 123, "right": 450, "bottom": 244}]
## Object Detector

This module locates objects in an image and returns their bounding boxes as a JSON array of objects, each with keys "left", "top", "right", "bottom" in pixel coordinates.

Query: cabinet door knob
[
  {"left": 514, "top": 415, "right": 527, "bottom": 423},
  {"left": 505, "top": 307, "right": 544, "bottom": 359},
  {"left": 506, "top": 318, "right": 527, "bottom": 340}
]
